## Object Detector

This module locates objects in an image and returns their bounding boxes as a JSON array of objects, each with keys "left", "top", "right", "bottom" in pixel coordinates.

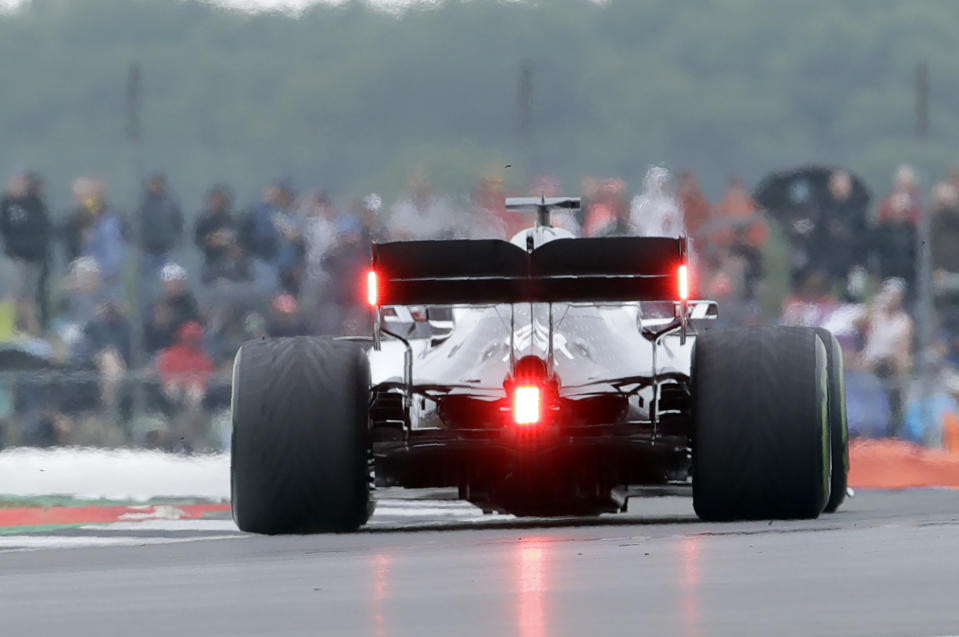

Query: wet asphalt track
[{"left": 3, "top": 489, "right": 959, "bottom": 637}]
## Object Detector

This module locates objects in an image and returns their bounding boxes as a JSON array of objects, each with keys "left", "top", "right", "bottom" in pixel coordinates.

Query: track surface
[{"left": 2, "top": 489, "right": 959, "bottom": 636}]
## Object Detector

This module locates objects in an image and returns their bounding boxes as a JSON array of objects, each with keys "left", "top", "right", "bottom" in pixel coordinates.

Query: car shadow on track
[{"left": 361, "top": 514, "right": 702, "bottom": 534}]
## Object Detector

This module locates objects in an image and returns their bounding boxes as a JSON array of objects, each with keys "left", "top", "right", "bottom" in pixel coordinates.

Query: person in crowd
[
  {"left": 711, "top": 178, "right": 767, "bottom": 301},
  {"left": 819, "top": 266, "right": 870, "bottom": 361},
  {"left": 583, "top": 178, "right": 629, "bottom": 237},
  {"left": 713, "top": 178, "right": 768, "bottom": 244},
  {"left": 200, "top": 238, "right": 252, "bottom": 286},
  {"left": 469, "top": 174, "right": 508, "bottom": 239},
  {"left": 240, "top": 180, "right": 304, "bottom": 295},
  {"left": 25, "top": 172, "right": 53, "bottom": 326},
  {"left": 677, "top": 171, "right": 711, "bottom": 242},
  {"left": 318, "top": 222, "right": 369, "bottom": 335},
  {"left": 766, "top": 174, "right": 819, "bottom": 284},
  {"left": 862, "top": 278, "right": 913, "bottom": 437},
  {"left": 942, "top": 330, "right": 959, "bottom": 371},
  {"left": 137, "top": 173, "right": 183, "bottom": 306},
  {"left": 845, "top": 365, "right": 893, "bottom": 439},
  {"left": 56, "top": 257, "right": 109, "bottom": 346},
  {"left": 700, "top": 248, "right": 760, "bottom": 327},
  {"left": 831, "top": 274, "right": 894, "bottom": 441},
  {"left": 780, "top": 269, "right": 839, "bottom": 328},
  {"left": 205, "top": 306, "right": 252, "bottom": 369},
  {"left": 878, "top": 164, "right": 921, "bottom": 225},
  {"left": 471, "top": 173, "right": 505, "bottom": 235},
  {"left": 203, "top": 245, "right": 266, "bottom": 329},
  {"left": 240, "top": 181, "right": 281, "bottom": 263},
  {"left": 201, "top": 306, "right": 254, "bottom": 413},
  {"left": 817, "top": 169, "right": 868, "bottom": 289},
  {"left": 298, "top": 190, "right": 356, "bottom": 324},
  {"left": 301, "top": 190, "right": 340, "bottom": 271},
  {"left": 16, "top": 408, "right": 72, "bottom": 448},
  {"left": 357, "top": 193, "right": 388, "bottom": 246},
  {"left": 60, "top": 178, "right": 93, "bottom": 263},
  {"left": 194, "top": 184, "right": 235, "bottom": 276},
  {"left": 630, "top": 166, "right": 684, "bottom": 237},
  {"left": 266, "top": 293, "right": 308, "bottom": 337},
  {"left": 77, "top": 300, "right": 132, "bottom": 416},
  {"left": 903, "top": 369, "right": 959, "bottom": 448},
  {"left": 930, "top": 182, "right": 959, "bottom": 332},
  {"left": 197, "top": 218, "right": 256, "bottom": 336},
  {"left": 144, "top": 263, "right": 200, "bottom": 354},
  {"left": 274, "top": 190, "right": 307, "bottom": 296},
  {"left": 155, "top": 321, "right": 214, "bottom": 415},
  {"left": 389, "top": 170, "right": 458, "bottom": 240},
  {"left": 872, "top": 191, "right": 917, "bottom": 291},
  {"left": 0, "top": 169, "right": 51, "bottom": 335},
  {"left": 244, "top": 311, "right": 269, "bottom": 340},
  {"left": 61, "top": 178, "right": 126, "bottom": 298},
  {"left": 931, "top": 181, "right": 959, "bottom": 271},
  {"left": 580, "top": 178, "right": 602, "bottom": 235},
  {"left": 196, "top": 187, "right": 252, "bottom": 291}
]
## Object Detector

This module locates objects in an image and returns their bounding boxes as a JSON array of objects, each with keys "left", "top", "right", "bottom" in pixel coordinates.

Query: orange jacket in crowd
[{"left": 711, "top": 182, "right": 768, "bottom": 249}]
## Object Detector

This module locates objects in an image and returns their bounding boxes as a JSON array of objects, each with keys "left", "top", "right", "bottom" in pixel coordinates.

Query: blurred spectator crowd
[{"left": 0, "top": 163, "right": 958, "bottom": 452}]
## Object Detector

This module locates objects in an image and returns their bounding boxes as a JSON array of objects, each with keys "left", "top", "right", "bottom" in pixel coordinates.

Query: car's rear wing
[{"left": 369, "top": 236, "right": 688, "bottom": 306}]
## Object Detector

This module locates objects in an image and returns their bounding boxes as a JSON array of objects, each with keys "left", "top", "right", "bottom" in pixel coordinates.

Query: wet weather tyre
[
  {"left": 692, "top": 326, "right": 830, "bottom": 521},
  {"left": 231, "top": 336, "right": 373, "bottom": 534},
  {"left": 815, "top": 328, "right": 849, "bottom": 513}
]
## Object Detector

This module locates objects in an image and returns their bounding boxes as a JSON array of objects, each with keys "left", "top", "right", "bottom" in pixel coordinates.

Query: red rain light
[
  {"left": 513, "top": 385, "right": 542, "bottom": 426},
  {"left": 678, "top": 264, "right": 689, "bottom": 301},
  {"left": 367, "top": 270, "right": 379, "bottom": 307}
]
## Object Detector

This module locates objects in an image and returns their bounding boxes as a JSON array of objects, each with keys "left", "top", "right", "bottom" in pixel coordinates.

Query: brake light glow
[
  {"left": 367, "top": 270, "right": 378, "bottom": 307},
  {"left": 512, "top": 385, "right": 542, "bottom": 425},
  {"left": 678, "top": 264, "right": 689, "bottom": 301}
]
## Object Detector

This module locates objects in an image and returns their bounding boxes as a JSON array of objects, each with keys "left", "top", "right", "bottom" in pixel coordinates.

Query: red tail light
[
  {"left": 512, "top": 385, "right": 542, "bottom": 426},
  {"left": 678, "top": 264, "right": 689, "bottom": 301},
  {"left": 367, "top": 270, "right": 378, "bottom": 307}
]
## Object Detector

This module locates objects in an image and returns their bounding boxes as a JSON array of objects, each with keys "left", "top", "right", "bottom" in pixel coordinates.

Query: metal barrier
[{"left": 0, "top": 368, "right": 233, "bottom": 451}]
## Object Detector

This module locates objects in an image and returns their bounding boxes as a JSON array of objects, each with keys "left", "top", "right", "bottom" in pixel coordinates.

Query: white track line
[
  {"left": 0, "top": 534, "right": 242, "bottom": 552},
  {"left": 80, "top": 520, "right": 240, "bottom": 532},
  {"left": 3, "top": 499, "right": 512, "bottom": 552}
]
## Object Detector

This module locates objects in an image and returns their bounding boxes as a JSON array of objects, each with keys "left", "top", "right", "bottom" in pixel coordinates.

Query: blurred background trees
[{"left": 1, "top": 0, "right": 958, "bottom": 208}]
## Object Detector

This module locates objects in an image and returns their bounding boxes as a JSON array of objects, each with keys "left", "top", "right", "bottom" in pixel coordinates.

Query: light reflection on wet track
[
  {"left": 518, "top": 538, "right": 548, "bottom": 637},
  {"left": 680, "top": 535, "right": 701, "bottom": 637}
]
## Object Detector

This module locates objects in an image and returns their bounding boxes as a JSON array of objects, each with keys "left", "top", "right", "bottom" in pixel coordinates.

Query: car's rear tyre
[
  {"left": 231, "top": 336, "right": 373, "bottom": 534},
  {"left": 815, "top": 327, "right": 849, "bottom": 513},
  {"left": 692, "top": 326, "right": 830, "bottom": 521}
]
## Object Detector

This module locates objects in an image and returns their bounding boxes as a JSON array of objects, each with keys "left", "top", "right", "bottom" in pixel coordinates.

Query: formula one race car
[{"left": 230, "top": 198, "right": 848, "bottom": 533}]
